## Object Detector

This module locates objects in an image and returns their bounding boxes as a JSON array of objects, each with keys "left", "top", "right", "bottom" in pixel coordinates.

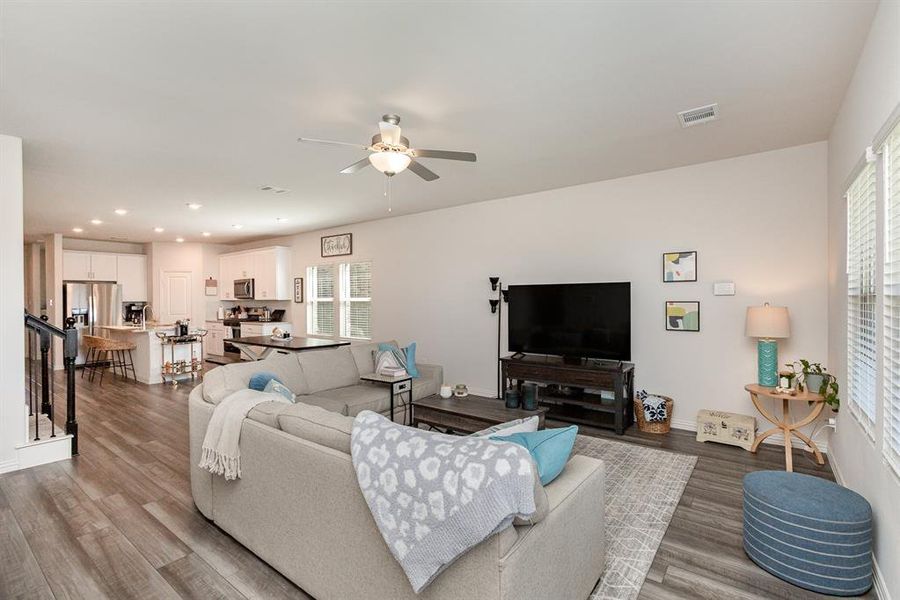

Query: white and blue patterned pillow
[{"left": 637, "top": 390, "right": 668, "bottom": 422}]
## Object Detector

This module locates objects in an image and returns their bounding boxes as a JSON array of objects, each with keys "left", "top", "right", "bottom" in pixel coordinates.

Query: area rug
[{"left": 572, "top": 435, "right": 697, "bottom": 600}]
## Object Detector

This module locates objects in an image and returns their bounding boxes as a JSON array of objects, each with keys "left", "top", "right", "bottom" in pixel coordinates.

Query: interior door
[{"left": 159, "top": 271, "right": 192, "bottom": 325}]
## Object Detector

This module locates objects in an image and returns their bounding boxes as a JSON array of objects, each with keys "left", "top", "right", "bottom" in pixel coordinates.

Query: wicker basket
[{"left": 633, "top": 394, "right": 674, "bottom": 434}]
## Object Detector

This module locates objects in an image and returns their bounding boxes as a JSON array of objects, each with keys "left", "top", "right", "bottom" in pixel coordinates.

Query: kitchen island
[{"left": 99, "top": 325, "right": 204, "bottom": 384}]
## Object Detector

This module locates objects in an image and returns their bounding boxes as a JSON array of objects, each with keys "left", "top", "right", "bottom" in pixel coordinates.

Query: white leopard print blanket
[{"left": 351, "top": 410, "right": 537, "bottom": 592}]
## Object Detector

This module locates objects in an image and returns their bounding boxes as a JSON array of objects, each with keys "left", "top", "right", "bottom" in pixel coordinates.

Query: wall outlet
[{"left": 713, "top": 281, "right": 735, "bottom": 296}]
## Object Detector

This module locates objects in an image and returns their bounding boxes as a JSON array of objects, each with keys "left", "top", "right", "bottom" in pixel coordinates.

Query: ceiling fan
[{"left": 298, "top": 114, "right": 476, "bottom": 181}]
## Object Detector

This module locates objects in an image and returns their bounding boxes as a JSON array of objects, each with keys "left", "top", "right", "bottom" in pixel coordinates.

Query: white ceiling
[{"left": 1, "top": 1, "right": 877, "bottom": 244}]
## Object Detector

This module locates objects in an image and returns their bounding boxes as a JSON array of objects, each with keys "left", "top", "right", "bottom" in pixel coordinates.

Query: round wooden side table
[{"left": 744, "top": 383, "right": 826, "bottom": 472}]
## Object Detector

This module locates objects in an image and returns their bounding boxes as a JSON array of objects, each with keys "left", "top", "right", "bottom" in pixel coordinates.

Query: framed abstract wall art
[
  {"left": 666, "top": 301, "right": 700, "bottom": 332},
  {"left": 663, "top": 251, "right": 697, "bottom": 282}
]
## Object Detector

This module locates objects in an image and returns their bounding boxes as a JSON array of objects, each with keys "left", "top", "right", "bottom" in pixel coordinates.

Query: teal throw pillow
[
  {"left": 378, "top": 342, "right": 420, "bottom": 378},
  {"left": 249, "top": 371, "right": 282, "bottom": 392},
  {"left": 264, "top": 379, "right": 296, "bottom": 403},
  {"left": 491, "top": 426, "right": 578, "bottom": 485}
]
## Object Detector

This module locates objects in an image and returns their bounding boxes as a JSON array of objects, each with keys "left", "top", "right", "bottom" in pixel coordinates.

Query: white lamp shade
[
  {"left": 368, "top": 151, "right": 411, "bottom": 174},
  {"left": 745, "top": 304, "right": 791, "bottom": 338}
]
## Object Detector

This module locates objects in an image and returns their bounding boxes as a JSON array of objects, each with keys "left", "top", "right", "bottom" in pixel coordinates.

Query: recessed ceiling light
[
  {"left": 72, "top": 227, "right": 83, "bottom": 233},
  {"left": 154, "top": 227, "right": 165, "bottom": 233},
  {"left": 90, "top": 219, "right": 103, "bottom": 225},
  {"left": 201, "top": 232, "right": 211, "bottom": 237},
  {"left": 232, "top": 224, "right": 243, "bottom": 230},
  {"left": 175, "top": 237, "right": 185, "bottom": 243},
  {"left": 186, "top": 203, "right": 203, "bottom": 210},
  {"left": 114, "top": 209, "right": 128, "bottom": 215}
]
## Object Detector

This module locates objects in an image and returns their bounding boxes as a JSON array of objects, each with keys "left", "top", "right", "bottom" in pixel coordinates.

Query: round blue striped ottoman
[{"left": 743, "top": 471, "right": 872, "bottom": 596}]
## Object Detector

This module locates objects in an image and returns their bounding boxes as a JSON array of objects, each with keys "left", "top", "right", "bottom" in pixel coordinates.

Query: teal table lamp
[{"left": 745, "top": 303, "right": 791, "bottom": 387}]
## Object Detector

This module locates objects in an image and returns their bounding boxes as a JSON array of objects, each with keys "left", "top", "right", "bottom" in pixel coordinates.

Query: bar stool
[{"left": 82, "top": 335, "right": 137, "bottom": 384}]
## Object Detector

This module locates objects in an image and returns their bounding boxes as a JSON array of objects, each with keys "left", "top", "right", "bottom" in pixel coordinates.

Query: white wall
[
  {"left": 149, "top": 241, "right": 229, "bottom": 324},
  {"left": 62, "top": 237, "right": 145, "bottom": 254},
  {"left": 826, "top": 0, "right": 900, "bottom": 595},
  {"left": 0, "top": 135, "right": 26, "bottom": 471},
  {"left": 237, "top": 142, "right": 829, "bottom": 435}
]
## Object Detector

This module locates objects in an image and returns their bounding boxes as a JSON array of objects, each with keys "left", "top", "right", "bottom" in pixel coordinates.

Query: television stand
[{"left": 500, "top": 354, "right": 635, "bottom": 434}]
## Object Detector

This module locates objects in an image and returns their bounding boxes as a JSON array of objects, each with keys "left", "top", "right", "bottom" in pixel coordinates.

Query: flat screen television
[{"left": 507, "top": 282, "right": 631, "bottom": 361}]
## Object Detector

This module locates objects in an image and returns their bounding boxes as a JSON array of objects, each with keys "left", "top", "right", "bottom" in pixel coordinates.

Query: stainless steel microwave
[{"left": 234, "top": 278, "right": 254, "bottom": 300}]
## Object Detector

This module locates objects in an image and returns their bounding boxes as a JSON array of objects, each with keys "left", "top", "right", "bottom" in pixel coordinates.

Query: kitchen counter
[
  {"left": 98, "top": 324, "right": 178, "bottom": 333},
  {"left": 103, "top": 325, "right": 201, "bottom": 384}
]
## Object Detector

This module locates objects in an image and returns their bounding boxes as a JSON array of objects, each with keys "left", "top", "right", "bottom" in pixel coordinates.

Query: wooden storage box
[{"left": 696, "top": 409, "right": 756, "bottom": 450}]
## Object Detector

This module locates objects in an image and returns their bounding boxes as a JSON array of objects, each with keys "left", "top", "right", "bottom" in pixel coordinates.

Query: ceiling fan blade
[
  {"left": 410, "top": 149, "right": 477, "bottom": 162},
  {"left": 339, "top": 157, "right": 372, "bottom": 174},
  {"left": 408, "top": 160, "right": 440, "bottom": 181},
  {"left": 298, "top": 137, "right": 370, "bottom": 150},
  {"left": 378, "top": 121, "right": 402, "bottom": 146}
]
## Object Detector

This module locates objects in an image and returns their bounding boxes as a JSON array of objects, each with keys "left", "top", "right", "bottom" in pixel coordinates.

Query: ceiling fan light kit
[{"left": 369, "top": 150, "right": 411, "bottom": 175}]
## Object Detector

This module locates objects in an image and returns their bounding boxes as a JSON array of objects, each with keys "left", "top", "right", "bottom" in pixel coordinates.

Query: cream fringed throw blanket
[
  {"left": 351, "top": 410, "right": 537, "bottom": 592},
  {"left": 199, "top": 388, "right": 284, "bottom": 480}
]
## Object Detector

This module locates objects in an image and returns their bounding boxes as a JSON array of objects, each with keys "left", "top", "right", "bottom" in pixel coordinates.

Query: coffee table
[{"left": 412, "top": 394, "right": 547, "bottom": 435}]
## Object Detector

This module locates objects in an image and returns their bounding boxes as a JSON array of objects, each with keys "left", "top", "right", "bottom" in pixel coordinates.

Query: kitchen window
[
  {"left": 307, "top": 261, "right": 373, "bottom": 340},
  {"left": 847, "top": 160, "right": 878, "bottom": 436}
]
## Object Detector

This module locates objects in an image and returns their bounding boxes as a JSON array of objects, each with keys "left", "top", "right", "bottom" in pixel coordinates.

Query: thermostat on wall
[{"left": 713, "top": 281, "right": 735, "bottom": 296}]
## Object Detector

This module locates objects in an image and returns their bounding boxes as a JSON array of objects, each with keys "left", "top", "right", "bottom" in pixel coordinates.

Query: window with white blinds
[
  {"left": 883, "top": 121, "right": 900, "bottom": 473},
  {"left": 307, "top": 265, "right": 335, "bottom": 336},
  {"left": 847, "top": 160, "right": 878, "bottom": 434},
  {"left": 340, "top": 261, "right": 372, "bottom": 340}
]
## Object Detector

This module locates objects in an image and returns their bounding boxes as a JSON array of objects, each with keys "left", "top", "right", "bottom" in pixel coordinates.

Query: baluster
[
  {"left": 32, "top": 328, "right": 39, "bottom": 441},
  {"left": 64, "top": 317, "right": 78, "bottom": 455},
  {"left": 49, "top": 340, "right": 56, "bottom": 438}
]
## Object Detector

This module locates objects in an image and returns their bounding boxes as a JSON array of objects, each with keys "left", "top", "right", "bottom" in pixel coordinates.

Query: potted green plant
[{"left": 795, "top": 359, "right": 840, "bottom": 411}]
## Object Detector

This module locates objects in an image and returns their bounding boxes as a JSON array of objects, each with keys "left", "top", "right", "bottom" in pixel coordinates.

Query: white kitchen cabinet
[
  {"left": 117, "top": 255, "right": 148, "bottom": 301},
  {"left": 63, "top": 251, "right": 92, "bottom": 280},
  {"left": 91, "top": 253, "right": 118, "bottom": 280},
  {"left": 252, "top": 247, "right": 292, "bottom": 300},
  {"left": 63, "top": 251, "right": 120, "bottom": 281},
  {"left": 232, "top": 253, "right": 253, "bottom": 280},
  {"left": 205, "top": 322, "right": 227, "bottom": 356},
  {"left": 218, "top": 246, "right": 291, "bottom": 301},
  {"left": 219, "top": 254, "right": 235, "bottom": 300}
]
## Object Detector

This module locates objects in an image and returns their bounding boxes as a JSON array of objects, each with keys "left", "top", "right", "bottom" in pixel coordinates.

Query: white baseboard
[
  {"left": 9, "top": 435, "right": 72, "bottom": 473},
  {"left": 0, "top": 458, "right": 19, "bottom": 475},
  {"left": 872, "top": 556, "right": 892, "bottom": 600},
  {"left": 829, "top": 451, "right": 891, "bottom": 600},
  {"left": 669, "top": 417, "right": 828, "bottom": 454}
]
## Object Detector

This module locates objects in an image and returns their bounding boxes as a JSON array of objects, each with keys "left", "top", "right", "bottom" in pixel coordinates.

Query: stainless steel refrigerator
[{"left": 63, "top": 282, "right": 123, "bottom": 365}]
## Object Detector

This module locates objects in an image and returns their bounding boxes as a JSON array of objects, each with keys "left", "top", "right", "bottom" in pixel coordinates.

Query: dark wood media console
[{"left": 500, "top": 354, "right": 635, "bottom": 434}]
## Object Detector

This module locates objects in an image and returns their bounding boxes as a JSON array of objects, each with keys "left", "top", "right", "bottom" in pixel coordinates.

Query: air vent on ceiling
[
  {"left": 108, "top": 236, "right": 129, "bottom": 241},
  {"left": 259, "top": 185, "right": 291, "bottom": 194},
  {"left": 677, "top": 103, "right": 719, "bottom": 128}
]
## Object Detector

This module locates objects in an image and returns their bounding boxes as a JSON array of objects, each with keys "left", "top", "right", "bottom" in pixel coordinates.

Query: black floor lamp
[{"left": 489, "top": 276, "right": 508, "bottom": 399}]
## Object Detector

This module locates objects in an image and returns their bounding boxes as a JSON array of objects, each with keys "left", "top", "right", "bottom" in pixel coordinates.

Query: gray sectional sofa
[{"left": 189, "top": 341, "right": 608, "bottom": 600}]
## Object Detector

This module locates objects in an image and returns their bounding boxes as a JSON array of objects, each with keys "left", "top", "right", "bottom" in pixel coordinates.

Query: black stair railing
[{"left": 24, "top": 311, "right": 79, "bottom": 454}]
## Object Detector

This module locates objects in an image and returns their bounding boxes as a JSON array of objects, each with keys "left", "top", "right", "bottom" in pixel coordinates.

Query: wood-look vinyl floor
[{"left": 0, "top": 367, "right": 874, "bottom": 599}]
